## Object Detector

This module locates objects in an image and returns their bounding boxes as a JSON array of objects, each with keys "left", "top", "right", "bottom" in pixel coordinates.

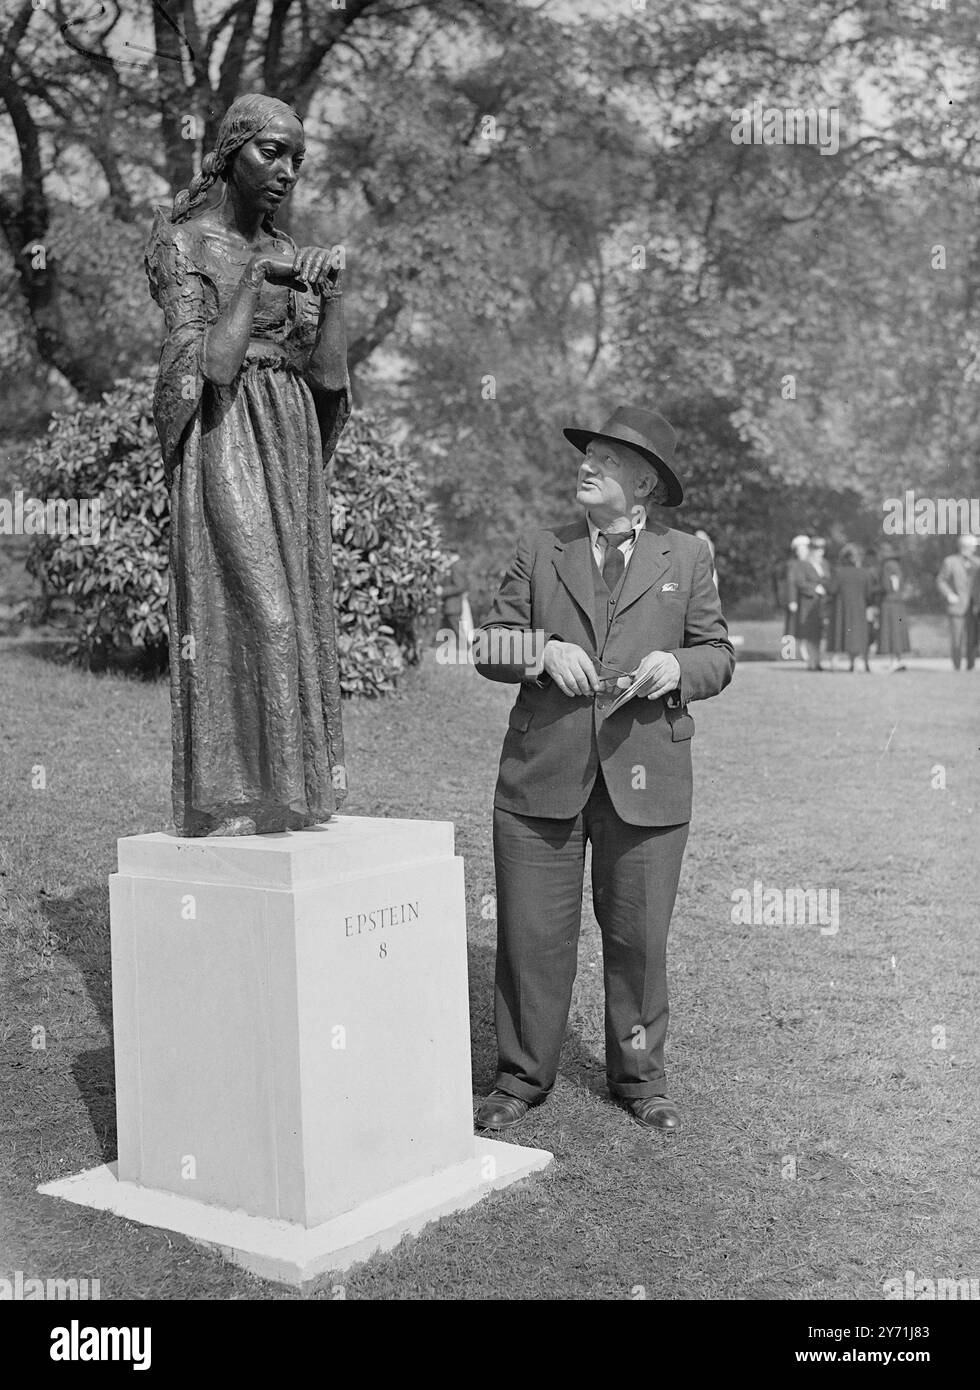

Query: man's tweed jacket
[{"left": 474, "top": 517, "right": 735, "bottom": 826}]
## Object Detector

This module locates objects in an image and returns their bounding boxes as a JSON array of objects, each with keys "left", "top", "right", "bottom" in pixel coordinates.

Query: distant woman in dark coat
[
  {"left": 876, "top": 544, "right": 910, "bottom": 671},
  {"left": 828, "top": 543, "right": 874, "bottom": 671}
]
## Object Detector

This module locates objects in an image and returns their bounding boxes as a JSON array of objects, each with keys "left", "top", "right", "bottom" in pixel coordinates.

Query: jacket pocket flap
[{"left": 665, "top": 704, "right": 695, "bottom": 742}]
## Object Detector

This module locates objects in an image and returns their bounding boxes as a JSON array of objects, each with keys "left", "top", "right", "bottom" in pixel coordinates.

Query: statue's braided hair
[{"left": 171, "top": 93, "right": 302, "bottom": 230}]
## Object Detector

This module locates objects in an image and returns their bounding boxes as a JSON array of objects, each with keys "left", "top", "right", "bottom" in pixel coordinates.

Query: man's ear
[{"left": 633, "top": 469, "right": 654, "bottom": 501}]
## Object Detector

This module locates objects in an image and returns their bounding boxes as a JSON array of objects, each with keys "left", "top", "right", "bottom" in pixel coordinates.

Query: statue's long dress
[{"left": 145, "top": 211, "right": 350, "bottom": 835}]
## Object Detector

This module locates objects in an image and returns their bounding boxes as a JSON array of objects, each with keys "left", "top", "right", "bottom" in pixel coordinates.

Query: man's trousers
[
  {"left": 947, "top": 612, "right": 977, "bottom": 670},
  {"left": 491, "top": 769, "right": 690, "bottom": 1103}
]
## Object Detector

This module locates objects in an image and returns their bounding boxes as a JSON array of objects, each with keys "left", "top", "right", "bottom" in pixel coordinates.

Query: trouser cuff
[
  {"left": 609, "top": 1075, "right": 668, "bottom": 1100},
  {"left": 494, "top": 1072, "right": 551, "bottom": 1104}
]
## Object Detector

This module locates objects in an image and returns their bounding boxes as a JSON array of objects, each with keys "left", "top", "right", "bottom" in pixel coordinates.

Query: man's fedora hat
[{"left": 564, "top": 405, "right": 683, "bottom": 506}]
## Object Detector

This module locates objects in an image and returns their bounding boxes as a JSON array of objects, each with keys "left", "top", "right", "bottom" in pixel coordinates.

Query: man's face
[
  {"left": 576, "top": 439, "right": 650, "bottom": 521},
  {"left": 958, "top": 537, "right": 978, "bottom": 559}
]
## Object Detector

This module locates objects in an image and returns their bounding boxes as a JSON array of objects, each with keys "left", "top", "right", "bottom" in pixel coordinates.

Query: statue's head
[{"left": 172, "top": 94, "right": 304, "bottom": 228}]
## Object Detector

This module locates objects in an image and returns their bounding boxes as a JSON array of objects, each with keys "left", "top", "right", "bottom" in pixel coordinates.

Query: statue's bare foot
[{"left": 207, "top": 815, "right": 257, "bottom": 837}]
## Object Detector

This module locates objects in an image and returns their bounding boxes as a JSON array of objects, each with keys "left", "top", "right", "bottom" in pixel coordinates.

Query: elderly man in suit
[{"left": 473, "top": 406, "right": 734, "bottom": 1134}]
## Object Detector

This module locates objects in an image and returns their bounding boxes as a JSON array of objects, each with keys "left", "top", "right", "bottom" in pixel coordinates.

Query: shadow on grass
[
  {"left": 40, "top": 882, "right": 118, "bottom": 1164},
  {"left": 0, "top": 632, "right": 169, "bottom": 678},
  {"left": 0, "top": 634, "right": 75, "bottom": 663},
  {"left": 72, "top": 1047, "right": 118, "bottom": 1164}
]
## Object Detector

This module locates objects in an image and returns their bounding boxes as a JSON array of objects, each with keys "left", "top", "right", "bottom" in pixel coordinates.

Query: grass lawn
[{"left": 1, "top": 627, "right": 979, "bottom": 1300}]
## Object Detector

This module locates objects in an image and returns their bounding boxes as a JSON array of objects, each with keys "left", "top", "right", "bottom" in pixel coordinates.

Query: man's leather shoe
[
  {"left": 629, "top": 1096, "right": 680, "bottom": 1132},
  {"left": 475, "top": 1090, "right": 531, "bottom": 1131}
]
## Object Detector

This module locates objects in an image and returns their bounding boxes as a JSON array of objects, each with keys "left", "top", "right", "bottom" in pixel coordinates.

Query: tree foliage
[
  {"left": 3, "top": 1, "right": 979, "bottom": 611},
  {"left": 23, "top": 372, "right": 446, "bottom": 691}
]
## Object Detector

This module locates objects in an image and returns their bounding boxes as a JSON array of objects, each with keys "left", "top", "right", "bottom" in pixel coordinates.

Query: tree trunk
[
  {"left": 0, "top": 22, "right": 116, "bottom": 399},
  {"left": 153, "top": 0, "right": 197, "bottom": 195}
]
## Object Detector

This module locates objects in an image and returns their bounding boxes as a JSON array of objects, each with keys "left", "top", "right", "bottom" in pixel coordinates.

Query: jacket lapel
[
  {"left": 552, "top": 524, "right": 597, "bottom": 647},
  {"left": 614, "top": 527, "right": 672, "bottom": 618}
]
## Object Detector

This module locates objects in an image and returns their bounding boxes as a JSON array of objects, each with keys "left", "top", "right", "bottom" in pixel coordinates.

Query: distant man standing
[
  {"left": 473, "top": 406, "right": 734, "bottom": 1135},
  {"left": 787, "top": 534, "right": 826, "bottom": 670},
  {"left": 440, "top": 552, "right": 470, "bottom": 643},
  {"left": 808, "top": 537, "right": 831, "bottom": 665},
  {"left": 937, "top": 535, "right": 980, "bottom": 671},
  {"left": 782, "top": 535, "right": 808, "bottom": 650}
]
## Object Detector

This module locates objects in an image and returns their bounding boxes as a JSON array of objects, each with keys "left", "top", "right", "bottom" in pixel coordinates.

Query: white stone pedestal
[{"left": 39, "top": 816, "right": 551, "bottom": 1287}]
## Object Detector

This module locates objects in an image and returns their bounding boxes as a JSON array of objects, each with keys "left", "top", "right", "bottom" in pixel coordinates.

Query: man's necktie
[{"left": 600, "top": 529, "right": 632, "bottom": 591}]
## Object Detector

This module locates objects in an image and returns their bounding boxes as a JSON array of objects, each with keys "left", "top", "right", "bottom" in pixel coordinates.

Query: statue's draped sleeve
[{"left": 144, "top": 208, "right": 215, "bottom": 487}]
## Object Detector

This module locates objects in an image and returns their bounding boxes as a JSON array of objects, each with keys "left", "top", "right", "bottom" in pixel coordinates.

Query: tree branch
[
  {"left": 153, "top": 0, "right": 196, "bottom": 194},
  {"left": 278, "top": 0, "right": 381, "bottom": 100},
  {"left": 213, "top": 0, "right": 259, "bottom": 134},
  {"left": 263, "top": 0, "right": 294, "bottom": 93}
]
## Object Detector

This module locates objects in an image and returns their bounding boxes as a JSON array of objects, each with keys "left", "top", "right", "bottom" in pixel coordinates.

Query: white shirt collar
[{"left": 587, "top": 512, "right": 646, "bottom": 549}]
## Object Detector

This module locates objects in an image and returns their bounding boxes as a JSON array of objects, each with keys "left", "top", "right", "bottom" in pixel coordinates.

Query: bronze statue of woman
[{"left": 145, "top": 94, "right": 350, "bottom": 837}]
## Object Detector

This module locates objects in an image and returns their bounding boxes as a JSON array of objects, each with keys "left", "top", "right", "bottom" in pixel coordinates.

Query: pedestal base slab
[{"left": 39, "top": 1138, "right": 552, "bottom": 1289}]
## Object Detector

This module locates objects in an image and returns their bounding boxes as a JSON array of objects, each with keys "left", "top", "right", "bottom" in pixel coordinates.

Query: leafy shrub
[{"left": 23, "top": 371, "right": 447, "bottom": 694}]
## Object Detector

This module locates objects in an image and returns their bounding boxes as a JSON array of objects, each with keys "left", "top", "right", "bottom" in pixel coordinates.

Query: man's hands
[
  {"left": 618, "top": 651, "right": 681, "bottom": 701},
  {"left": 541, "top": 641, "right": 681, "bottom": 701},
  {"left": 542, "top": 640, "right": 599, "bottom": 696}
]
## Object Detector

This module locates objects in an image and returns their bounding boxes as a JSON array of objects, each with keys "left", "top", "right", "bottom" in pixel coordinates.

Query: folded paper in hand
[{"left": 605, "top": 670, "right": 655, "bottom": 715}]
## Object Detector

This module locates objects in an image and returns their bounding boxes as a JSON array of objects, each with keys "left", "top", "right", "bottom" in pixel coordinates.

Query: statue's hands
[
  {"left": 245, "top": 249, "right": 341, "bottom": 295},
  {"left": 291, "top": 246, "right": 342, "bottom": 294},
  {"left": 244, "top": 252, "right": 299, "bottom": 289}
]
